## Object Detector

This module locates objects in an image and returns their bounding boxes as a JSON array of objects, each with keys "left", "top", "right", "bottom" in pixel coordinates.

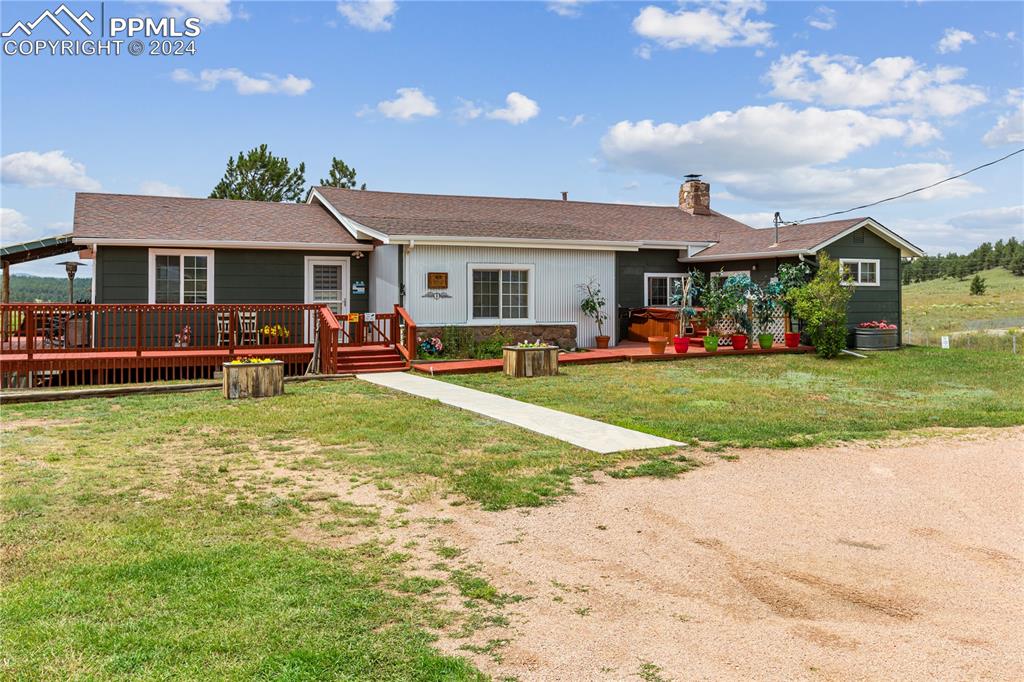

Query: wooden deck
[
  {"left": 411, "top": 340, "right": 815, "bottom": 375},
  {"left": 1, "top": 303, "right": 417, "bottom": 389}
]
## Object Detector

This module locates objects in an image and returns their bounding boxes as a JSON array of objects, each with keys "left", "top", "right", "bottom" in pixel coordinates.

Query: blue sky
[{"left": 1, "top": 0, "right": 1022, "bottom": 276}]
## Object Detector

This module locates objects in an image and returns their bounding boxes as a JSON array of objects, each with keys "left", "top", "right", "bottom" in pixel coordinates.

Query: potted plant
[
  {"left": 752, "top": 285, "right": 777, "bottom": 350},
  {"left": 669, "top": 277, "right": 694, "bottom": 353},
  {"left": 775, "top": 262, "right": 811, "bottom": 347},
  {"left": 578, "top": 279, "right": 610, "bottom": 348},
  {"left": 173, "top": 324, "right": 192, "bottom": 348},
  {"left": 261, "top": 323, "right": 290, "bottom": 345},
  {"left": 690, "top": 271, "right": 735, "bottom": 352},
  {"left": 854, "top": 320, "right": 899, "bottom": 350}
]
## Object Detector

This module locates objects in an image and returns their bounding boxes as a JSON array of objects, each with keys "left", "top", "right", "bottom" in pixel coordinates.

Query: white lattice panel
[{"left": 716, "top": 311, "right": 787, "bottom": 346}]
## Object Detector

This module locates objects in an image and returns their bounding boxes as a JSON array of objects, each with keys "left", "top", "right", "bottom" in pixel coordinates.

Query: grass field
[
  {"left": 444, "top": 347, "right": 1024, "bottom": 448},
  {"left": 3, "top": 349, "right": 1023, "bottom": 677},
  {"left": 0, "top": 380, "right": 687, "bottom": 679},
  {"left": 903, "top": 268, "right": 1024, "bottom": 337}
]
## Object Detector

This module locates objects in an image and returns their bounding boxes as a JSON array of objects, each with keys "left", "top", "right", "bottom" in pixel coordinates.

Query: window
[
  {"left": 469, "top": 265, "right": 532, "bottom": 321},
  {"left": 149, "top": 249, "right": 214, "bottom": 303},
  {"left": 644, "top": 273, "right": 687, "bottom": 306},
  {"left": 840, "top": 258, "right": 880, "bottom": 286}
]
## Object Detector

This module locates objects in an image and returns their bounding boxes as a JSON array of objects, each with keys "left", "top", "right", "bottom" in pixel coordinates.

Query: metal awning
[{"left": 1, "top": 234, "right": 78, "bottom": 265}]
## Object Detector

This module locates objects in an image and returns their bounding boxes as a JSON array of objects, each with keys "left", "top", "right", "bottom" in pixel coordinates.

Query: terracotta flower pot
[
  {"left": 648, "top": 336, "right": 668, "bottom": 354},
  {"left": 595, "top": 335, "right": 610, "bottom": 349},
  {"left": 672, "top": 336, "right": 689, "bottom": 353},
  {"left": 704, "top": 335, "right": 719, "bottom": 352},
  {"left": 758, "top": 333, "right": 774, "bottom": 350},
  {"left": 731, "top": 334, "right": 748, "bottom": 351},
  {"left": 784, "top": 332, "right": 800, "bottom": 348}
]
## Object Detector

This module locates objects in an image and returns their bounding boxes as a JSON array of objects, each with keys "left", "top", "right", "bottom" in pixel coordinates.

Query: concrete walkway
[{"left": 359, "top": 372, "right": 681, "bottom": 454}]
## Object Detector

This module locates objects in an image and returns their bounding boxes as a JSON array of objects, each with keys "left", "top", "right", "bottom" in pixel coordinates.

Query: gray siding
[
  {"left": 95, "top": 246, "right": 369, "bottom": 313},
  {"left": 615, "top": 249, "right": 684, "bottom": 341},
  {"left": 822, "top": 228, "right": 902, "bottom": 333}
]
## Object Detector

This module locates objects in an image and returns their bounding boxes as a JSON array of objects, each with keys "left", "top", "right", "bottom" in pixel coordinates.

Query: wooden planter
[
  {"left": 222, "top": 361, "right": 284, "bottom": 399},
  {"left": 854, "top": 328, "right": 899, "bottom": 350},
  {"left": 502, "top": 345, "right": 559, "bottom": 377}
]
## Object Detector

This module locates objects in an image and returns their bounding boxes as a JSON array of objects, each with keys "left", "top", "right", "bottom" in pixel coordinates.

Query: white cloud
[
  {"left": 1, "top": 150, "right": 101, "bottom": 191},
  {"left": 728, "top": 211, "right": 777, "bottom": 228},
  {"left": 982, "top": 102, "right": 1024, "bottom": 147},
  {"left": 904, "top": 119, "right": 942, "bottom": 146},
  {"left": 600, "top": 105, "right": 979, "bottom": 208},
  {"left": 632, "top": 0, "right": 773, "bottom": 52},
  {"left": 634, "top": 44, "right": 652, "bottom": 60},
  {"left": 547, "top": 1, "right": 587, "bottom": 18},
  {"left": 454, "top": 97, "right": 483, "bottom": 122},
  {"left": 486, "top": 92, "right": 540, "bottom": 125},
  {"left": 936, "top": 28, "right": 975, "bottom": 54},
  {"left": 766, "top": 51, "right": 987, "bottom": 118},
  {"left": 601, "top": 104, "right": 921, "bottom": 176},
  {"left": 559, "top": 113, "right": 586, "bottom": 128},
  {"left": 139, "top": 181, "right": 187, "bottom": 197},
  {"left": 156, "top": 1, "right": 233, "bottom": 25},
  {"left": 717, "top": 163, "right": 979, "bottom": 207},
  {"left": 806, "top": 6, "right": 836, "bottom": 31},
  {"left": 0, "top": 208, "right": 37, "bottom": 244},
  {"left": 171, "top": 68, "right": 313, "bottom": 96},
  {"left": 893, "top": 206, "right": 1023, "bottom": 254},
  {"left": 337, "top": 0, "right": 397, "bottom": 32},
  {"left": 376, "top": 88, "right": 439, "bottom": 120}
]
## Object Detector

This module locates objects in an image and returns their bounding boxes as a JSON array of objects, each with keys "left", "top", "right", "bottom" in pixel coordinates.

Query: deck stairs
[{"left": 336, "top": 344, "right": 409, "bottom": 374}]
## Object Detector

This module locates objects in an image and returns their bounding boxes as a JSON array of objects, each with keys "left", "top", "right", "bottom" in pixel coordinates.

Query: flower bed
[{"left": 855, "top": 320, "right": 899, "bottom": 350}]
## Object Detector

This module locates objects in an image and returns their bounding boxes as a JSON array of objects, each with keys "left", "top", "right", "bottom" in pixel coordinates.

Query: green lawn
[
  {"left": 443, "top": 347, "right": 1024, "bottom": 448},
  {"left": 1, "top": 380, "right": 683, "bottom": 679},
  {"left": 903, "top": 267, "right": 1024, "bottom": 335}
]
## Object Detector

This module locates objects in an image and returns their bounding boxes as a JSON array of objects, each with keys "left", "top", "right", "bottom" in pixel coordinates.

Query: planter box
[
  {"left": 502, "top": 345, "right": 559, "bottom": 377},
  {"left": 854, "top": 328, "right": 899, "bottom": 350},
  {"left": 222, "top": 361, "right": 284, "bottom": 399}
]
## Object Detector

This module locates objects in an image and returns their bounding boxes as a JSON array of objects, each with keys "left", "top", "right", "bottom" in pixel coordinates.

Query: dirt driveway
[{"left": 407, "top": 428, "right": 1024, "bottom": 680}]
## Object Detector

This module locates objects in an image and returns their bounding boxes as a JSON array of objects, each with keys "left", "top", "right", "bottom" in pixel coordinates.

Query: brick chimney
[{"left": 679, "top": 174, "right": 711, "bottom": 216}]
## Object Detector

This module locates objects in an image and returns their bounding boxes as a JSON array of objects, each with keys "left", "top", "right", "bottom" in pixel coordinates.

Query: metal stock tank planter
[
  {"left": 502, "top": 343, "right": 559, "bottom": 377},
  {"left": 222, "top": 358, "right": 284, "bottom": 399},
  {"left": 854, "top": 321, "right": 899, "bottom": 350}
]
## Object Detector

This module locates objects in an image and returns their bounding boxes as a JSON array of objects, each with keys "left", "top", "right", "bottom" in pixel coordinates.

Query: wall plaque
[{"left": 427, "top": 272, "right": 449, "bottom": 289}]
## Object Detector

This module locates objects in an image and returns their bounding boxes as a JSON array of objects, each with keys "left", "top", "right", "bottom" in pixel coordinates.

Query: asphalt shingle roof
[
  {"left": 688, "top": 218, "right": 866, "bottom": 258},
  {"left": 313, "top": 187, "right": 755, "bottom": 244},
  {"left": 73, "top": 193, "right": 362, "bottom": 246}
]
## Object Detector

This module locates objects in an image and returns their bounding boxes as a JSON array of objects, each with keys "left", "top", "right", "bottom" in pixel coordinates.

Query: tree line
[
  {"left": 7, "top": 274, "right": 93, "bottom": 303},
  {"left": 209, "top": 144, "right": 365, "bottom": 203},
  {"left": 902, "top": 237, "right": 1024, "bottom": 284}
]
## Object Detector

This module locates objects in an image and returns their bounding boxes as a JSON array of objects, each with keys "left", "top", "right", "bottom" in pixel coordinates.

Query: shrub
[
  {"left": 969, "top": 274, "right": 987, "bottom": 296},
  {"left": 787, "top": 253, "right": 853, "bottom": 358},
  {"left": 472, "top": 328, "right": 514, "bottom": 359},
  {"left": 440, "top": 325, "right": 473, "bottom": 358}
]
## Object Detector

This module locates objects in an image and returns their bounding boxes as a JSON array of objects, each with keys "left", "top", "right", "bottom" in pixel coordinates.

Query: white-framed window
[
  {"left": 148, "top": 249, "right": 214, "bottom": 303},
  {"left": 840, "top": 258, "right": 880, "bottom": 286},
  {"left": 644, "top": 273, "right": 687, "bottom": 307},
  {"left": 467, "top": 264, "right": 534, "bottom": 323}
]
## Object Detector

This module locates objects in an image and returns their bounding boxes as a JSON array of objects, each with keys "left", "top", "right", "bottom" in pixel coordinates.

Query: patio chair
[
  {"left": 216, "top": 312, "right": 232, "bottom": 346},
  {"left": 237, "top": 311, "right": 258, "bottom": 346}
]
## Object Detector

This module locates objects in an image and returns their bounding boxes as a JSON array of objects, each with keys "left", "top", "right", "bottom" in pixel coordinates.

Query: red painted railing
[
  {"left": 0, "top": 303, "right": 412, "bottom": 389},
  {"left": 393, "top": 305, "right": 417, "bottom": 362}
]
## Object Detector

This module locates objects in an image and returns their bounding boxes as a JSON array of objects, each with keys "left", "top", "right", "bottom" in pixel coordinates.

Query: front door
[{"left": 305, "top": 257, "right": 350, "bottom": 340}]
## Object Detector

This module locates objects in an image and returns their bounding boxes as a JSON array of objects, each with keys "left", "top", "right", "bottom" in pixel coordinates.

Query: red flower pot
[
  {"left": 784, "top": 332, "right": 800, "bottom": 348},
  {"left": 731, "top": 334, "right": 748, "bottom": 351},
  {"left": 672, "top": 336, "right": 689, "bottom": 353},
  {"left": 594, "top": 335, "right": 610, "bottom": 349}
]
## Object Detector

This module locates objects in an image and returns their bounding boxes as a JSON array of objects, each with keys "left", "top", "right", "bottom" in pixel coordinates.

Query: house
[{"left": 65, "top": 177, "right": 923, "bottom": 348}]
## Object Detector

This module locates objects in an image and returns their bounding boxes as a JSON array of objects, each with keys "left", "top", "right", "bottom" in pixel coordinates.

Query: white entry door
[{"left": 305, "top": 257, "right": 350, "bottom": 340}]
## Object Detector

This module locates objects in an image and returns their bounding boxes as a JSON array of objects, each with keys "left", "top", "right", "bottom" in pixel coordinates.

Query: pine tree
[
  {"left": 319, "top": 157, "right": 365, "bottom": 190},
  {"left": 210, "top": 144, "right": 306, "bottom": 202},
  {"left": 969, "top": 274, "right": 987, "bottom": 296}
]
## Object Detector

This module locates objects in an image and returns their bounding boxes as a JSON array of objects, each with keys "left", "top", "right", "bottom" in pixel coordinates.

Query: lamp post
[{"left": 56, "top": 261, "right": 86, "bottom": 303}]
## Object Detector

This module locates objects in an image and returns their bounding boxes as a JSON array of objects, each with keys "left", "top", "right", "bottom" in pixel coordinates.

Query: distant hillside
[
  {"left": 902, "top": 237, "right": 1023, "bottom": 283},
  {"left": 7, "top": 275, "right": 92, "bottom": 303},
  {"left": 903, "top": 267, "right": 1024, "bottom": 335}
]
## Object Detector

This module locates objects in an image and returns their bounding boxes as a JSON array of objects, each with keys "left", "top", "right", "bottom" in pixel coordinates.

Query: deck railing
[
  {"left": 0, "top": 303, "right": 408, "bottom": 389},
  {"left": 393, "top": 305, "right": 417, "bottom": 361}
]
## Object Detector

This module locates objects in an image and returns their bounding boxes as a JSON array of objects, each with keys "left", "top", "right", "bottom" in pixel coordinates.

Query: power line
[{"left": 782, "top": 147, "right": 1024, "bottom": 225}]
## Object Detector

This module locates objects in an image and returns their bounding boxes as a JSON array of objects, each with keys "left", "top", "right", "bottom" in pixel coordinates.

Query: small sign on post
[{"left": 941, "top": 335, "right": 950, "bottom": 349}]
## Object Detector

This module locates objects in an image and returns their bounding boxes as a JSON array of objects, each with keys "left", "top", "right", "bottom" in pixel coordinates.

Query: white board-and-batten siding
[{"left": 403, "top": 245, "right": 616, "bottom": 347}]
